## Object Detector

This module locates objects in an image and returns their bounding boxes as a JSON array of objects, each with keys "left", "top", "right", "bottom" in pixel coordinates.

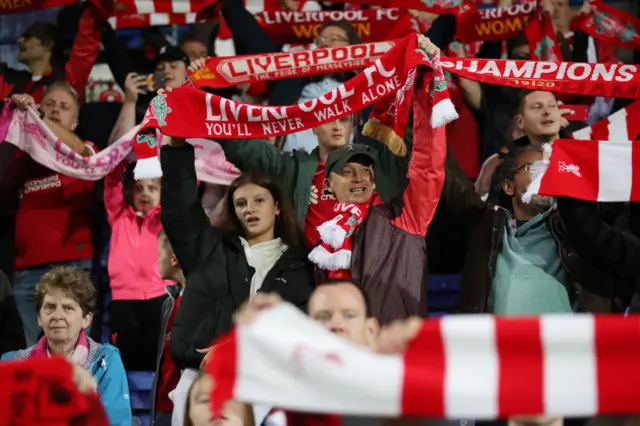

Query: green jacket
[{"left": 219, "top": 138, "right": 412, "bottom": 223}]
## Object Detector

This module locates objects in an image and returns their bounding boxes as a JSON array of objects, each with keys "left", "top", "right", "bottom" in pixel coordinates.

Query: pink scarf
[{"left": 29, "top": 328, "right": 90, "bottom": 367}]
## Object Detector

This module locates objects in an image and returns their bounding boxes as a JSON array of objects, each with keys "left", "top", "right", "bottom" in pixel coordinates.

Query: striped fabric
[
  {"left": 108, "top": 12, "right": 197, "bottom": 28},
  {"left": 208, "top": 303, "right": 640, "bottom": 420},
  {"left": 572, "top": 101, "right": 640, "bottom": 141},
  {"left": 524, "top": 139, "right": 640, "bottom": 202}
]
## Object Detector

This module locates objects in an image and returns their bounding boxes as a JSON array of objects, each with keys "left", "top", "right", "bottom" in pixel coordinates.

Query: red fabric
[
  {"left": 304, "top": 163, "right": 336, "bottom": 248},
  {"left": 445, "top": 76, "right": 479, "bottom": 179},
  {"left": 99, "top": 89, "right": 123, "bottom": 103},
  {"left": 0, "top": 0, "right": 75, "bottom": 15},
  {"left": 285, "top": 412, "right": 343, "bottom": 426},
  {"left": 390, "top": 77, "right": 447, "bottom": 237},
  {"left": 533, "top": 139, "right": 640, "bottom": 202},
  {"left": 0, "top": 356, "right": 109, "bottom": 425},
  {"left": 14, "top": 142, "right": 98, "bottom": 270},
  {"left": 571, "top": 101, "right": 640, "bottom": 141},
  {"left": 156, "top": 294, "right": 183, "bottom": 412},
  {"left": 526, "top": 8, "right": 563, "bottom": 62},
  {"left": 571, "top": 0, "right": 640, "bottom": 50}
]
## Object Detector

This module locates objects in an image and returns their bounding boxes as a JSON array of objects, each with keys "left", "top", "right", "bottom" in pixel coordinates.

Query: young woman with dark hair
[{"left": 160, "top": 137, "right": 314, "bottom": 371}]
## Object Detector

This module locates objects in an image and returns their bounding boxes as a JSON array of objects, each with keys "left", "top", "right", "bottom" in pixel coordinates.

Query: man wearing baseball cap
[
  {"left": 308, "top": 139, "right": 435, "bottom": 325},
  {"left": 155, "top": 45, "right": 190, "bottom": 90}
]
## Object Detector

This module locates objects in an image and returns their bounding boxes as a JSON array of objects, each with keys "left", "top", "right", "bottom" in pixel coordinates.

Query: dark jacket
[
  {"left": 557, "top": 197, "right": 639, "bottom": 310},
  {"left": 442, "top": 150, "right": 624, "bottom": 314},
  {"left": 150, "top": 283, "right": 181, "bottom": 422},
  {"left": 316, "top": 91, "right": 445, "bottom": 325},
  {"left": 0, "top": 270, "right": 25, "bottom": 356},
  {"left": 161, "top": 144, "right": 315, "bottom": 370}
]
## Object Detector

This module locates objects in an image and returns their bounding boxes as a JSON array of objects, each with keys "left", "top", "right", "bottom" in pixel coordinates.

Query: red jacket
[{"left": 0, "top": 4, "right": 102, "bottom": 104}]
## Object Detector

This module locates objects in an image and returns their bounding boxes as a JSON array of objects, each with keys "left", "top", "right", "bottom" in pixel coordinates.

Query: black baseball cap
[
  {"left": 325, "top": 144, "right": 376, "bottom": 177},
  {"left": 156, "top": 45, "right": 189, "bottom": 67}
]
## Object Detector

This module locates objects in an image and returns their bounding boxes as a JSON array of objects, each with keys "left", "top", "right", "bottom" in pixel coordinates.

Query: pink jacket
[{"left": 105, "top": 162, "right": 169, "bottom": 301}]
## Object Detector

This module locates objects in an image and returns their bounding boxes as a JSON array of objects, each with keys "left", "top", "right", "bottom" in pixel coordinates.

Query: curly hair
[
  {"left": 36, "top": 266, "right": 96, "bottom": 316},
  {"left": 488, "top": 144, "right": 543, "bottom": 206}
]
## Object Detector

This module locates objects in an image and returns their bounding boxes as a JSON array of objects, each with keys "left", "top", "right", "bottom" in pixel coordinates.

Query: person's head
[
  {"left": 36, "top": 266, "right": 95, "bottom": 348},
  {"left": 158, "top": 230, "right": 183, "bottom": 283},
  {"left": 551, "top": 0, "right": 572, "bottom": 34},
  {"left": 507, "top": 33, "right": 530, "bottom": 60},
  {"left": 496, "top": 145, "right": 555, "bottom": 217},
  {"left": 180, "top": 35, "right": 208, "bottom": 61},
  {"left": 315, "top": 21, "right": 360, "bottom": 48},
  {"left": 155, "top": 45, "right": 190, "bottom": 89},
  {"left": 308, "top": 281, "right": 378, "bottom": 347},
  {"left": 41, "top": 82, "right": 79, "bottom": 131},
  {"left": 515, "top": 90, "right": 561, "bottom": 141},
  {"left": 324, "top": 144, "right": 376, "bottom": 204},
  {"left": 17, "top": 21, "right": 59, "bottom": 65},
  {"left": 184, "top": 372, "right": 213, "bottom": 426},
  {"left": 219, "top": 172, "right": 306, "bottom": 247},
  {"left": 312, "top": 116, "right": 353, "bottom": 151},
  {"left": 133, "top": 177, "right": 161, "bottom": 214}
]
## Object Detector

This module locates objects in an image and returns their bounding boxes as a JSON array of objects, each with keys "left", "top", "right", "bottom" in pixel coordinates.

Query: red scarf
[
  {"left": 0, "top": 357, "right": 108, "bottom": 425},
  {"left": 571, "top": 0, "right": 640, "bottom": 50},
  {"left": 308, "top": 195, "right": 380, "bottom": 279},
  {"left": 526, "top": 7, "right": 563, "bottom": 61},
  {"left": 135, "top": 34, "right": 458, "bottom": 178}
]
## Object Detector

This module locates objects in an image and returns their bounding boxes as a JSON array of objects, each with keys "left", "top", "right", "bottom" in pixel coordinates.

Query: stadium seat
[
  {"left": 428, "top": 274, "right": 462, "bottom": 315},
  {"left": 127, "top": 371, "right": 155, "bottom": 426}
]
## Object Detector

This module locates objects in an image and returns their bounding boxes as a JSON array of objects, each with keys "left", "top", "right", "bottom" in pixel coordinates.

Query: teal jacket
[
  {"left": 2, "top": 338, "right": 132, "bottom": 426},
  {"left": 219, "top": 139, "right": 412, "bottom": 222}
]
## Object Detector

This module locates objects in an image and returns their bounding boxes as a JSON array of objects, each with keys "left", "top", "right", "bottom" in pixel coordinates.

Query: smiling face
[
  {"left": 232, "top": 183, "right": 279, "bottom": 243},
  {"left": 516, "top": 91, "right": 561, "bottom": 140},
  {"left": 41, "top": 88, "right": 79, "bottom": 131},
  {"left": 134, "top": 178, "right": 161, "bottom": 214},
  {"left": 326, "top": 159, "right": 375, "bottom": 204},
  {"left": 37, "top": 288, "right": 92, "bottom": 347}
]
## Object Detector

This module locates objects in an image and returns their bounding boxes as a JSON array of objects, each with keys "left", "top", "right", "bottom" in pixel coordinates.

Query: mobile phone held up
[{"left": 141, "top": 72, "right": 167, "bottom": 93}]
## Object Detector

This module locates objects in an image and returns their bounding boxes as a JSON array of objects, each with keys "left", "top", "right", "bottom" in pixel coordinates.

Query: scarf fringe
[
  {"left": 362, "top": 121, "right": 407, "bottom": 157},
  {"left": 308, "top": 246, "right": 352, "bottom": 271},
  {"left": 134, "top": 157, "right": 163, "bottom": 180},
  {"left": 431, "top": 98, "right": 459, "bottom": 128},
  {"left": 316, "top": 219, "right": 349, "bottom": 250}
]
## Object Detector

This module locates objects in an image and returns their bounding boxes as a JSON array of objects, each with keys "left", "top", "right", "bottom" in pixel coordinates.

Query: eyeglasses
[
  {"left": 315, "top": 35, "right": 349, "bottom": 46},
  {"left": 514, "top": 162, "right": 533, "bottom": 175}
]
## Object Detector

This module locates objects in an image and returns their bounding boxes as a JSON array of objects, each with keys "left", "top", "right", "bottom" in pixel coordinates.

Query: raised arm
[
  {"left": 219, "top": 138, "right": 291, "bottom": 179},
  {"left": 64, "top": 3, "right": 103, "bottom": 104},
  {"left": 390, "top": 86, "right": 446, "bottom": 237},
  {"left": 160, "top": 138, "right": 220, "bottom": 276},
  {"left": 103, "top": 161, "right": 128, "bottom": 225}
]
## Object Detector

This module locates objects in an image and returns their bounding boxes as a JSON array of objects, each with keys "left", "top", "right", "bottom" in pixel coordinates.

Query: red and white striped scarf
[
  {"left": 524, "top": 139, "right": 640, "bottom": 203},
  {"left": 572, "top": 101, "right": 640, "bottom": 141},
  {"left": 208, "top": 303, "right": 640, "bottom": 420}
]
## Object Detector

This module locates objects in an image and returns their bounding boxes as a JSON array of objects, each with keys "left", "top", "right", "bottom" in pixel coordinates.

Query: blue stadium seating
[
  {"left": 428, "top": 274, "right": 462, "bottom": 316},
  {"left": 128, "top": 371, "right": 155, "bottom": 426}
]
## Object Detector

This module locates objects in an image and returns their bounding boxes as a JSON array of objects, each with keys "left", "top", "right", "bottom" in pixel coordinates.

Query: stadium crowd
[{"left": 1, "top": 0, "right": 640, "bottom": 425}]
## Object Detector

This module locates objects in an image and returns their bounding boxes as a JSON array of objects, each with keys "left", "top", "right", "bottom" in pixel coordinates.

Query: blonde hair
[{"left": 43, "top": 81, "right": 80, "bottom": 108}]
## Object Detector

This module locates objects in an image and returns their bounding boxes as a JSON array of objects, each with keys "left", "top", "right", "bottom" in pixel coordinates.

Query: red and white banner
[
  {"left": 108, "top": 12, "right": 197, "bottom": 28},
  {"left": 208, "top": 303, "right": 640, "bottom": 419},
  {"left": 188, "top": 41, "right": 395, "bottom": 89},
  {"left": 524, "top": 139, "right": 640, "bottom": 202},
  {"left": 572, "top": 101, "right": 640, "bottom": 141},
  {"left": 0, "top": 0, "right": 75, "bottom": 16}
]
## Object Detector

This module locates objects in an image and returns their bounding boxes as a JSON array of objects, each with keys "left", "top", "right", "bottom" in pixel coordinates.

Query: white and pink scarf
[
  {"left": 208, "top": 303, "right": 640, "bottom": 420},
  {"left": 0, "top": 104, "right": 240, "bottom": 185}
]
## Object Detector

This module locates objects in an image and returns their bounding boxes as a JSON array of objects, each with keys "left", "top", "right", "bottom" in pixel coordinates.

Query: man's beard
[{"left": 529, "top": 194, "right": 556, "bottom": 211}]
